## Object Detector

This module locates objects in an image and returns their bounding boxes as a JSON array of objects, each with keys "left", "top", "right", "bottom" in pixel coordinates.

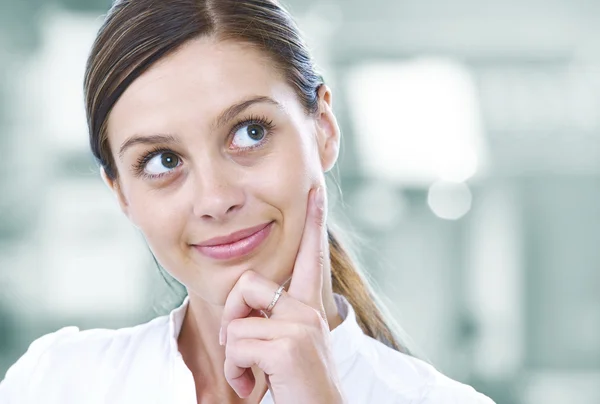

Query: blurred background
[{"left": 1, "top": 1, "right": 600, "bottom": 403}]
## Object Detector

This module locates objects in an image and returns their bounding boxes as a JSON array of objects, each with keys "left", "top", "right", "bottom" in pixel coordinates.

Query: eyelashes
[
  {"left": 230, "top": 114, "right": 275, "bottom": 150},
  {"left": 132, "top": 145, "right": 177, "bottom": 179},
  {"left": 131, "top": 114, "right": 276, "bottom": 180}
]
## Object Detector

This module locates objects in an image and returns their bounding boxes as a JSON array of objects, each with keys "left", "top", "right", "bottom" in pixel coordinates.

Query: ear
[
  {"left": 314, "top": 84, "right": 341, "bottom": 173},
  {"left": 100, "top": 166, "right": 131, "bottom": 220}
]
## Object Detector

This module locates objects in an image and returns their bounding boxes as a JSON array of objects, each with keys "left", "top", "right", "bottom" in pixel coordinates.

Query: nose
[{"left": 190, "top": 160, "right": 245, "bottom": 222}]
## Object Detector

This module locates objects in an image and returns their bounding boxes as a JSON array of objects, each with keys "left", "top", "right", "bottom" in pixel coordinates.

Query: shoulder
[
  {"left": 0, "top": 315, "right": 170, "bottom": 402},
  {"left": 0, "top": 326, "right": 81, "bottom": 398},
  {"left": 28, "top": 314, "right": 169, "bottom": 364},
  {"left": 344, "top": 335, "right": 496, "bottom": 404}
]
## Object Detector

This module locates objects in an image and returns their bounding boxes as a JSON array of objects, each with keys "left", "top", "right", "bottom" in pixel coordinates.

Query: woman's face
[{"left": 103, "top": 37, "right": 339, "bottom": 305}]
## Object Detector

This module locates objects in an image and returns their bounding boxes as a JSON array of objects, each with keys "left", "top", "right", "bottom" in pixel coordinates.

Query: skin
[{"left": 101, "top": 36, "right": 344, "bottom": 403}]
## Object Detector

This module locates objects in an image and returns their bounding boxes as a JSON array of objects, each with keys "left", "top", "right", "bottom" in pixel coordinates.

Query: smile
[{"left": 192, "top": 221, "right": 274, "bottom": 261}]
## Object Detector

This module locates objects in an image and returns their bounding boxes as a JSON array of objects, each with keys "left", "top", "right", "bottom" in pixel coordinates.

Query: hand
[{"left": 219, "top": 186, "right": 344, "bottom": 404}]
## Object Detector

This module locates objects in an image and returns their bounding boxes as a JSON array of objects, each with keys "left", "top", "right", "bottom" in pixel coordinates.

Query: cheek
[
  {"left": 267, "top": 129, "right": 323, "bottom": 230},
  {"left": 259, "top": 146, "right": 312, "bottom": 213},
  {"left": 128, "top": 191, "right": 183, "bottom": 248},
  {"left": 265, "top": 128, "right": 322, "bottom": 197},
  {"left": 251, "top": 131, "right": 320, "bottom": 277}
]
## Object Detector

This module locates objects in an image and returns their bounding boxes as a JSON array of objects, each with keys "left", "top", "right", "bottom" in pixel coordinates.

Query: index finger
[{"left": 287, "top": 185, "right": 327, "bottom": 309}]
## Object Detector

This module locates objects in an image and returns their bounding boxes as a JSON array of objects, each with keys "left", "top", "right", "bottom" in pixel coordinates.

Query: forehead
[{"left": 107, "top": 37, "right": 295, "bottom": 140}]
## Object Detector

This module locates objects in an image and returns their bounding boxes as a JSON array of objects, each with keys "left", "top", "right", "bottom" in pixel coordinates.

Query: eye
[
  {"left": 231, "top": 123, "right": 267, "bottom": 149},
  {"left": 145, "top": 152, "right": 181, "bottom": 176}
]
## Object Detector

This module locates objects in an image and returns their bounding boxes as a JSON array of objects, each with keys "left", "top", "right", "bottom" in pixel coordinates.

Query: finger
[
  {"left": 287, "top": 186, "right": 327, "bottom": 309},
  {"left": 220, "top": 270, "right": 300, "bottom": 345},
  {"left": 224, "top": 338, "right": 294, "bottom": 398},
  {"left": 223, "top": 347, "right": 256, "bottom": 399},
  {"left": 223, "top": 319, "right": 309, "bottom": 398},
  {"left": 224, "top": 339, "right": 269, "bottom": 398},
  {"left": 226, "top": 317, "right": 303, "bottom": 343}
]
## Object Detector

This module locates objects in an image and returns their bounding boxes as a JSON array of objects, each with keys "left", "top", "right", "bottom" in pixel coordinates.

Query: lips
[{"left": 192, "top": 221, "right": 274, "bottom": 260}]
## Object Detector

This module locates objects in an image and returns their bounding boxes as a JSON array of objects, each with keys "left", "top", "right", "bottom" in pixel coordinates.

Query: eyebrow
[
  {"left": 118, "top": 96, "right": 282, "bottom": 160},
  {"left": 213, "top": 95, "right": 282, "bottom": 130},
  {"left": 118, "top": 134, "right": 179, "bottom": 160}
]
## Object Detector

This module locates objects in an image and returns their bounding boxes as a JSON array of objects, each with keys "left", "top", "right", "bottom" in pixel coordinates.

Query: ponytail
[{"left": 328, "top": 227, "right": 410, "bottom": 354}]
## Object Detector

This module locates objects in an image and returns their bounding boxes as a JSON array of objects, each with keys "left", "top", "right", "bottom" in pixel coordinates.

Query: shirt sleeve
[
  {"left": 0, "top": 326, "right": 79, "bottom": 404},
  {"left": 419, "top": 381, "right": 497, "bottom": 404}
]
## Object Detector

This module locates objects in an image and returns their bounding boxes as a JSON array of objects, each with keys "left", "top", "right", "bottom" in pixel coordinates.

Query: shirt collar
[
  {"left": 168, "top": 295, "right": 189, "bottom": 356},
  {"left": 167, "top": 293, "right": 365, "bottom": 364},
  {"left": 330, "top": 293, "right": 366, "bottom": 365}
]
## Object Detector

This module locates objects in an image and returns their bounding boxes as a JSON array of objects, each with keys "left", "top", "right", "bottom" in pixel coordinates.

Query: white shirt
[{"left": 0, "top": 294, "right": 495, "bottom": 404}]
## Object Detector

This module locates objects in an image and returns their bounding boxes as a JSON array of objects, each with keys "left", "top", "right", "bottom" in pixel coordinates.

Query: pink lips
[{"left": 192, "top": 221, "right": 273, "bottom": 260}]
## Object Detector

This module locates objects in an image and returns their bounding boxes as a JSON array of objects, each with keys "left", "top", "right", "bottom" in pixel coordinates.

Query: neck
[
  {"left": 177, "top": 294, "right": 253, "bottom": 403},
  {"left": 176, "top": 285, "right": 343, "bottom": 403}
]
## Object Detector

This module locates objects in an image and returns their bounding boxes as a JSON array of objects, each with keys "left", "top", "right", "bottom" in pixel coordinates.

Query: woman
[{"left": 0, "top": 0, "right": 495, "bottom": 403}]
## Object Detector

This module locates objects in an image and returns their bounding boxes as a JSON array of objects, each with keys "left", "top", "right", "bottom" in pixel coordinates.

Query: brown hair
[{"left": 84, "top": 0, "right": 409, "bottom": 353}]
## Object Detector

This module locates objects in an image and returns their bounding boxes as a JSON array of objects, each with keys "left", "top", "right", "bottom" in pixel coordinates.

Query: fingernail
[
  {"left": 315, "top": 186, "right": 325, "bottom": 210},
  {"left": 219, "top": 327, "right": 225, "bottom": 346}
]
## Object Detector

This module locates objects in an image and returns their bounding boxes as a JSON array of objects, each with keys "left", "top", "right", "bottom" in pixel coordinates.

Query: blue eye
[
  {"left": 144, "top": 152, "right": 180, "bottom": 176},
  {"left": 231, "top": 123, "right": 267, "bottom": 149}
]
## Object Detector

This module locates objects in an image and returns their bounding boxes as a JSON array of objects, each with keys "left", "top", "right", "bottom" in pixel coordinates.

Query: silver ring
[{"left": 265, "top": 284, "right": 285, "bottom": 312}]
